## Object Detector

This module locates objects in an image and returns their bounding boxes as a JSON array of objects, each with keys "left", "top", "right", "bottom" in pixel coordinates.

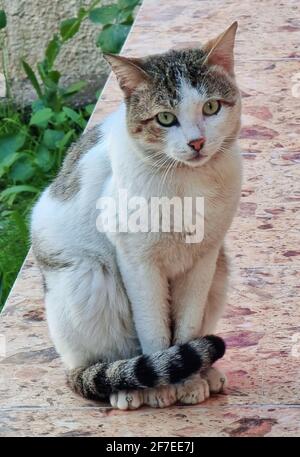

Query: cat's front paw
[
  {"left": 202, "top": 367, "right": 227, "bottom": 393},
  {"left": 175, "top": 376, "right": 210, "bottom": 405},
  {"left": 110, "top": 390, "right": 143, "bottom": 410},
  {"left": 142, "top": 385, "right": 177, "bottom": 408},
  {"left": 110, "top": 385, "right": 178, "bottom": 410}
]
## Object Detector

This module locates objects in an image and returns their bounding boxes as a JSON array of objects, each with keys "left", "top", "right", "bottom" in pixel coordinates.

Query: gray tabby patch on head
[
  {"left": 104, "top": 22, "right": 239, "bottom": 145},
  {"left": 50, "top": 124, "right": 102, "bottom": 201},
  {"left": 104, "top": 22, "right": 238, "bottom": 103}
]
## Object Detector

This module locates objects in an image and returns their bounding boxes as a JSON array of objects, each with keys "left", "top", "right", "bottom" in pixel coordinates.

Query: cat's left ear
[
  {"left": 103, "top": 53, "right": 149, "bottom": 97},
  {"left": 203, "top": 21, "right": 238, "bottom": 77}
]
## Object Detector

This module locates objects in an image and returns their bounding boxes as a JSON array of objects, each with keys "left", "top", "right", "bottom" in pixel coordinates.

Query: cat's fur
[{"left": 31, "top": 22, "right": 242, "bottom": 409}]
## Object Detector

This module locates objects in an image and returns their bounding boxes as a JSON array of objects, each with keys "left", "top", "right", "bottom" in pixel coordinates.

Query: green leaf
[
  {"left": 53, "top": 111, "right": 67, "bottom": 125},
  {"left": 89, "top": 5, "right": 119, "bottom": 25},
  {"left": 45, "top": 35, "right": 61, "bottom": 68},
  {"left": 118, "top": 9, "right": 134, "bottom": 24},
  {"left": 48, "top": 70, "right": 61, "bottom": 84},
  {"left": 37, "top": 62, "right": 47, "bottom": 84},
  {"left": 30, "top": 108, "right": 53, "bottom": 127},
  {"left": 10, "top": 210, "right": 28, "bottom": 240},
  {"left": 0, "top": 133, "right": 26, "bottom": 163},
  {"left": 37, "top": 67, "right": 61, "bottom": 91},
  {"left": 31, "top": 99, "right": 45, "bottom": 113},
  {"left": 85, "top": 103, "right": 95, "bottom": 116},
  {"left": 0, "top": 10, "right": 6, "bottom": 29},
  {"left": 97, "top": 24, "right": 131, "bottom": 53},
  {"left": 62, "top": 106, "right": 80, "bottom": 121},
  {"left": 62, "top": 80, "right": 87, "bottom": 97},
  {"left": 62, "top": 107, "right": 86, "bottom": 129},
  {"left": 60, "top": 18, "right": 80, "bottom": 41},
  {"left": 0, "top": 185, "right": 39, "bottom": 201},
  {"left": 42, "top": 129, "right": 64, "bottom": 150},
  {"left": 35, "top": 145, "right": 53, "bottom": 172},
  {"left": 9, "top": 159, "right": 35, "bottom": 182},
  {"left": 57, "top": 130, "right": 74, "bottom": 150},
  {"left": 78, "top": 7, "right": 87, "bottom": 21},
  {"left": 0, "top": 153, "right": 19, "bottom": 178},
  {"left": 118, "top": 0, "right": 140, "bottom": 9},
  {"left": 22, "top": 60, "right": 43, "bottom": 98}
]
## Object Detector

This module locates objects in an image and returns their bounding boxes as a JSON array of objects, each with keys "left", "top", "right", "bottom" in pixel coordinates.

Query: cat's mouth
[{"left": 186, "top": 152, "right": 208, "bottom": 162}]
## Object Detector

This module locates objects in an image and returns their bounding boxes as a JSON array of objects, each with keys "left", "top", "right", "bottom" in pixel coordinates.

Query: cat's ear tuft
[
  {"left": 103, "top": 53, "right": 149, "bottom": 96},
  {"left": 203, "top": 21, "right": 238, "bottom": 76}
]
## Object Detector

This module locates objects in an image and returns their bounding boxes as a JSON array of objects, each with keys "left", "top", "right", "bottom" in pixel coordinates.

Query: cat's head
[{"left": 104, "top": 22, "right": 241, "bottom": 168}]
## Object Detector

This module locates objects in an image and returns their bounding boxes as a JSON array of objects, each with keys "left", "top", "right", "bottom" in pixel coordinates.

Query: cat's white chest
[
  {"left": 155, "top": 167, "right": 240, "bottom": 278},
  {"left": 158, "top": 240, "right": 196, "bottom": 278}
]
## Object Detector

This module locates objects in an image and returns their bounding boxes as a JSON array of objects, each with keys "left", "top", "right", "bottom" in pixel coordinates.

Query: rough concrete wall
[{"left": 0, "top": 0, "right": 112, "bottom": 105}]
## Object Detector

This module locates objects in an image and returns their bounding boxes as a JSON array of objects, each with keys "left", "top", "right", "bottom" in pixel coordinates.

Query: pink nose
[{"left": 188, "top": 137, "right": 205, "bottom": 152}]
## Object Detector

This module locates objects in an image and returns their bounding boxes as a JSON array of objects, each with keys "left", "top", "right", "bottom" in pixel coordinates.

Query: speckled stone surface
[{"left": 0, "top": 0, "right": 300, "bottom": 437}]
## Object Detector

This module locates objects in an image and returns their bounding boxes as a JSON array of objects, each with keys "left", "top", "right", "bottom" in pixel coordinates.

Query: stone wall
[{"left": 0, "top": 0, "right": 112, "bottom": 105}]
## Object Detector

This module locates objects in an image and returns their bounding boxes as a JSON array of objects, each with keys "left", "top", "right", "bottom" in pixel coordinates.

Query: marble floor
[{"left": 0, "top": 0, "right": 299, "bottom": 437}]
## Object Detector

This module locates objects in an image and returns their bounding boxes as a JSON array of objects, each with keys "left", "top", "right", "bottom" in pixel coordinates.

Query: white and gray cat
[{"left": 31, "top": 22, "right": 242, "bottom": 410}]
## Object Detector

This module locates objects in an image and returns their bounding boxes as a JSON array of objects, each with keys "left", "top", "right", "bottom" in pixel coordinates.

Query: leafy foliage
[
  {"left": 0, "top": 1, "right": 140, "bottom": 309},
  {"left": 0, "top": 10, "right": 6, "bottom": 29},
  {"left": 90, "top": 0, "right": 140, "bottom": 53},
  {"left": 0, "top": 206, "right": 29, "bottom": 307}
]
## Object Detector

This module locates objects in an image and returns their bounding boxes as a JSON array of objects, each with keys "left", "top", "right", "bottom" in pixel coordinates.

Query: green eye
[
  {"left": 156, "top": 112, "right": 178, "bottom": 127},
  {"left": 203, "top": 100, "right": 221, "bottom": 116}
]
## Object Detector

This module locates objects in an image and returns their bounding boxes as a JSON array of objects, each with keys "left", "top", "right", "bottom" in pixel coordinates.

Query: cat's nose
[{"left": 188, "top": 137, "right": 205, "bottom": 152}]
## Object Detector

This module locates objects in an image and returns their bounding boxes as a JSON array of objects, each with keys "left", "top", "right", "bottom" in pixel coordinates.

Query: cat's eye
[
  {"left": 203, "top": 100, "right": 221, "bottom": 116},
  {"left": 156, "top": 112, "right": 178, "bottom": 127}
]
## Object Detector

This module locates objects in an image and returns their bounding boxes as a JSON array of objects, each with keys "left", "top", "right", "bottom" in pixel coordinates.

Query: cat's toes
[
  {"left": 202, "top": 367, "right": 227, "bottom": 393},
  {"left": 109, "top": 390, "right": 143, "bottom": 410},
  {"left": 175, "top": 376, "right": 210, "bottom": 405},
  {"left": 142, "top": 385, "right": 177, "bottom": 408}
]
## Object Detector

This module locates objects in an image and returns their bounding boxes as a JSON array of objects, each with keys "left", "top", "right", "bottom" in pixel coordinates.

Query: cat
[{"left": 31, "top": 21, "right": 242, "bottom": 410}]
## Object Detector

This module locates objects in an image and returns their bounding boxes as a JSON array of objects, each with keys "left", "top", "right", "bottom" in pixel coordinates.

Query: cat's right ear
[{"left": 103, "top": 54, "right": 149, "bottom": 97}]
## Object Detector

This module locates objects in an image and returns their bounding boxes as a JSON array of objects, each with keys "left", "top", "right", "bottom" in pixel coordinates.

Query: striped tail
[{"left": 67, "top": 335, "right": 225, "bottom": 401}]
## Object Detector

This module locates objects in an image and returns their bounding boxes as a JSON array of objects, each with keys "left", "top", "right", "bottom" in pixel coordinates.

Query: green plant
[
  {"left": 0, "top": 10, "right": 6, "bottom": 30},
  {"left": 90, "top": 0, "right": 140, "bottom": 53},
  {"left": 0, "top": 204, "right": 29, "bottom": 306},
  {"left": 0, "top": 5, "right": 96, "bottom": 207},
  {"left": 0, "top": 1, "right": 141, "bottom": 309},
  {"left": 0, "top": 0, "right": 141, "bottom": 204}
]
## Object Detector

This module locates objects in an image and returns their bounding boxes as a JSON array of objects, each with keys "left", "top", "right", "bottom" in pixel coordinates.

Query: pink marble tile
[
  {"left": 1, "top": 0, "right": 300, "bottom": 437},
  {"left": 217, "top": 267, "right": 300, "bottom": 405},
  {"left": 133, "top": 0, "right": 300, "bottom": 61},
  {"left": 1, "top": 406, "right": 300, "bottom": 437},
  {"left": 226, "top": 229, "right": 299, "bottom": 268}
]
